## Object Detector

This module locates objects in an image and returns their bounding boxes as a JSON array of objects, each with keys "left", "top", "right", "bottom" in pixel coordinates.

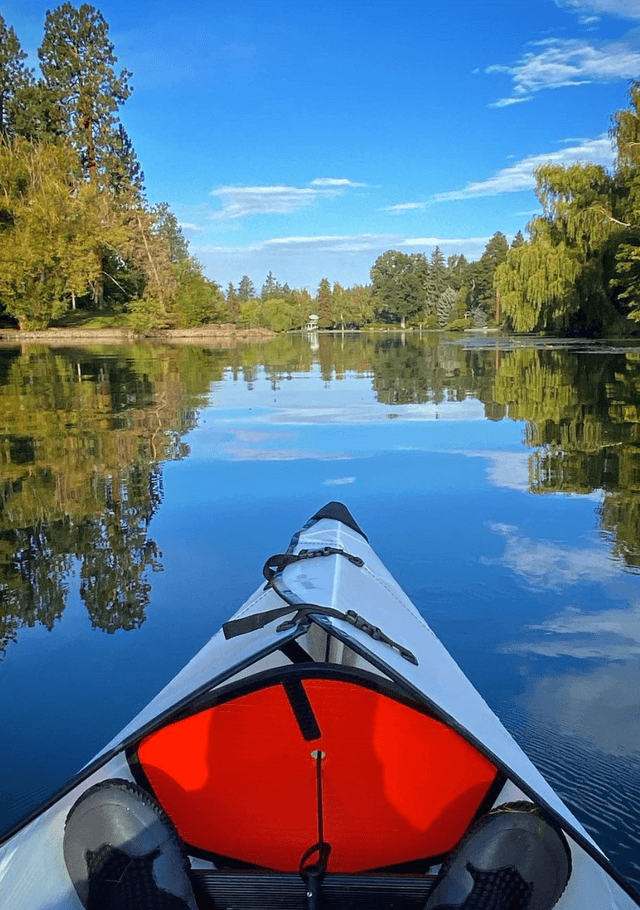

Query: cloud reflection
[
  {"left": 504, "top": 605, "right": 640, "bottom": 754},
  {"left": 484, "top": 522, "right": 618, "bottom": 588}
]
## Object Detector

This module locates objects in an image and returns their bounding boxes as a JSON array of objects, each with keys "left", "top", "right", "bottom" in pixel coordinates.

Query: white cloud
[
  {"left": 209, "top": 177, "right": 364, "bottom": 220},
  {"left": 402, "top": 235, "right": 492, "bottom": 247},
  {"left": 195, "top": 233, "right": 401, "bottom": 255},
  {"left": 484, "top": 522, "right": 619, "bottom": 589},
  {"left": 194, "top": 233, "right": 495, "bottom": 264},
  {"left": 488, "top": 37, "right": 640, "bottom": 106},
  {"left": 384, "top": 202, "right": 428, "bottom": 213},
  {"left": 491, "top": 95, "right": 532, "bottom": 108},
  {"left": 434, "top": 135, "right": 614, "bottom": 201},
  {"left": 310, "top": 177, "right": 366, "bottom": 188},
  {"left": 323, "top": 476, "right": 356, "bottom": 485},
  {"left": 178, "top": 221, "right": 204, "bottom": 233},
  {"left": 555, "top": 0, "right": 640, "bottom": 21},
  {"left": 209, "top": 185, "right": 319, "bottom": 220}
]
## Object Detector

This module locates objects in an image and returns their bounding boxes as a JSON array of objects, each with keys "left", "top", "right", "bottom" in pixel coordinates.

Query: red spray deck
[{"left": 137, "top": 669, "right": 499, "bottom": 872}]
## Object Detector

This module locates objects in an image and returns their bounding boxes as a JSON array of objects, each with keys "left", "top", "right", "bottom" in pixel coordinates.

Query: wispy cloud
[
  {"left": 402, "top": 236, "right": 491, "bottom": 248},
  {"left": 195, "top": 233, "right": 401, "bottom": 255},
  {"left": 310, "top": 177, "right": 366, "bottom": 188},
  {"left": 209, "top": 178, "right": 365, "bottom": 220},
  {"left": 178, "top": 221, "right": 204, "bottom": 233},
  {"left": 194, "top": 233, "right": 493, "bottom": 260},
  {"left": 484, "top": 522, "right": 618, "bottom": 589},
  {"left": 323, "top": 476, "right": 356, "bottom": 485},
  {"left": 555, "top": 0, "right": 640, "bottom": 21},
  {"left": 488, "top": 37, "right": 640, "bottom": 106},
  {"left": 433, "top": 135, "right": 614, "bottom": 201},
  {"left": 384, "top": 202, "right": 428, "bottom": 213}
]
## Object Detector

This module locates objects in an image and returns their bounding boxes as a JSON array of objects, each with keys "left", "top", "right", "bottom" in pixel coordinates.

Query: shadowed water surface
[{"left": 0, "top": 333, "right": 638, "bottom": 887}]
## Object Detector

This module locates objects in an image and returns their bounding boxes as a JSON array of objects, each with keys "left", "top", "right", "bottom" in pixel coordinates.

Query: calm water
[{"left": 0, "top": 333, "right": 639, "bottom": 887}]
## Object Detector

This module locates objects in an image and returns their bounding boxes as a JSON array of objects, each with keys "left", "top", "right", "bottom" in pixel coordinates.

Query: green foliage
[
  {"left": 237, "top": 275, "right": 256, "bottom": 301},
  {"left": 0, "top": 138, "right": 125, "bottom": 328},
  {"left": 316, "top": 277, "right": 333, "bottom": 328},
  {"left": 261, "top": 271, "right": 283, "bottom": 300},
  {"left": 0, "top": 12, "right": 33, "bottom": 139},
  {"left": 173, "top": 258, "right": 227, "bottom": 327},
  {"left": 127, "top": 295, "right": 166, "bottom": 334},
  {"left": 238, "top": 299, "right": 261, "bottom": 328},
  {"left": 445, "top": 316, "right": 473, "bottom": 332},
  {"left": 151, "top": 203, "right": 189, "bottom": 263},
  {"left": 38, "top": 2, "right": 133, "bottom": 185},
  {"left": 370, "top": 250, "right": 426, "bottom": 327},
  {"left": 258, "top": 297, "right": 295, "bottom": 332},
  {"left": 468, "top": 232, "right": 509, "bottom": 318}
]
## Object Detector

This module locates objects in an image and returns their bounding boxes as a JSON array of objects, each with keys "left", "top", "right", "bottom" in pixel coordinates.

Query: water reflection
[
  {"left": 3, "top": 335, "right": 640, "bottom": 654},
  {"left": 0, "top": 345, "right": 229, "bottom": 653}
]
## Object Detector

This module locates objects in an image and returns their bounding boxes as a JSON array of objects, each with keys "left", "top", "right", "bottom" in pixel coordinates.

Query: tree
[
  {"left": 261, "top": 271, "right": 282, "bottom": 300},
  {"left": 470, "top": 232, "right": 509, "bottom": 319},
  {"left": 151, "top": 203, "right": 189, "bottom": 263},
  {"left": 0, "top": 12, "right": 33, "bottom": 139},
  {"left": 173, "top": 259, "right": 227, "bottom": 327},
  {"left": 495, "top": 164, "right": 617, "bottom": 333},
  {"left": 370, "top": 250, "right": 425, "bottom": 327},
  {"left": 38, "top": 3, "right": 133, "bottom": 184},
  {"left": 237, "top": 275, "right": 255, "bottom": 301},
  {"left": 316, "top": 278, "right": 333, "bottom": 328},
  {"left": 226, "top": 282, "right": 239, "bottom": 321},
  {"left": 0, "top": 139, "right": 126, "bottom": 328}
]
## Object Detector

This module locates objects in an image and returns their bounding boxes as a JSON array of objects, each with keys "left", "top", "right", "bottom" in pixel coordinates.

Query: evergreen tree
[
  {"left": 511, "top": 230, "right": 525, "bottom": 249},
  {"left": 261, "top": 271, "right": 282, "bottom": 300},
  {"left": 471, "top": 232, "right": 509, "bottom": 319},
  {"left": 237, "top": 275, "right": 255, "bottom": 301},
  {"left": 226, "top": 282, "right": 239, "bottom": 321},
  {"left": 38, "top": 3, "right": 133, "bottom": 184},
  {"left": 151, "top": 203, "right": 189, "bottom": 263},
  {"left": 370, "top": 250, "right": 425, "bottom": 327},
  {"left": 0, "top": 12, "right": 33, "bottom": 139},
  {"left": 316, "top": 277, "right": 333, "bottom": 328}
]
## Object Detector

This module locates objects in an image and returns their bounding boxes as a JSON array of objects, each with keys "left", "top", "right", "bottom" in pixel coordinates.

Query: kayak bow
[{"left": 0, "top": 501, "right": 638, "bottom": 909}]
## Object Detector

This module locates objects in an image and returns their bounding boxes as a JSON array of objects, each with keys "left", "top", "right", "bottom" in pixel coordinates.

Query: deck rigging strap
[
  {"left": 222, "top": 602, "right": 418, "bottom": 665},
  {"left": 262, "top": 547, "right": 365, "bottom": 586}
]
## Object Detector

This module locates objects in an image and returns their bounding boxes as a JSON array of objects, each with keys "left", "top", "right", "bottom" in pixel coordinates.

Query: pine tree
[
  {"left": 261, "top": 271, "right": 282, "bottom": 299},
  {"left": 38, "top": 3, "right": 133, "bottom": 184},
  {"left": 0, "top": 12, "right": 33, "bottom": 139},
  {"left": 316, "top": 278, "right": 333, "bottom": 328},
  {"left": 237, "top": 275, "right": 255, "bottom": 300},
  {"left": 226, "top": 282, "right": 239, "bottom": 321}
]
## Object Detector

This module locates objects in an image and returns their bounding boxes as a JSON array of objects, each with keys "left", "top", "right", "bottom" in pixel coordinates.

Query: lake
[{"left": 0, "top": 331, "right": 638, "bottom": 888}]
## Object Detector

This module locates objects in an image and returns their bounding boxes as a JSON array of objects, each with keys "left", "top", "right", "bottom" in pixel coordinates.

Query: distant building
[{"left": 304, "top": 314, "right": 319, "bottom": 332}]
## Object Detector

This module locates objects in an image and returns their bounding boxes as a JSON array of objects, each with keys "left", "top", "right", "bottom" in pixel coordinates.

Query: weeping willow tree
[
  {"left": 495, "top": 162, "right": 618, "bottom": 334},
  {"left": 495, "top": 84, "right": 640, "bottom": 334}
]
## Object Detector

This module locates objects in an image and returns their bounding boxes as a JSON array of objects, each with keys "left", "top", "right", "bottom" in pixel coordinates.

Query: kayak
[{"left": 0, "top": 501, "right": 638, "bottom": 909}]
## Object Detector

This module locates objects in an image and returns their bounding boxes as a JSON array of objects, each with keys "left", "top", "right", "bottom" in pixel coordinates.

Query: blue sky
[{"left": 4, "top": 0, "right": 640, "bottom": 293}]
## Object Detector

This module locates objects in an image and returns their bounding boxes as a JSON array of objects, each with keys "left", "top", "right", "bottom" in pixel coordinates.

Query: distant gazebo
[{"left": 304, "top": 314, "right": 319, "bottom": 332}]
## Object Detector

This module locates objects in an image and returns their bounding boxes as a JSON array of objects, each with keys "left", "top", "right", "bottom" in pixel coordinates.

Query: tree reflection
[
  {"left": 0, "top": 344, "right": 224, "bottom": 655},
  {"left": 4, "top": 334, "right": 640, "bottom": 657},
  {"left": 493, "top": 345, "right": 640, "bottom": 568}
]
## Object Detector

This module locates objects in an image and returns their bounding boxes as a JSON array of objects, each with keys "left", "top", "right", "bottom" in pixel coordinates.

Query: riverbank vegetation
[{"left": 3, "top": 5, "right": 640, "bottom": 336}]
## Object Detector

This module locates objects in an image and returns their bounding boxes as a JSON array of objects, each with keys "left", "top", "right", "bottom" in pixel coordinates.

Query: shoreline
[{"left": 0, "top": 324, "right": 276, "bottom": 347}]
